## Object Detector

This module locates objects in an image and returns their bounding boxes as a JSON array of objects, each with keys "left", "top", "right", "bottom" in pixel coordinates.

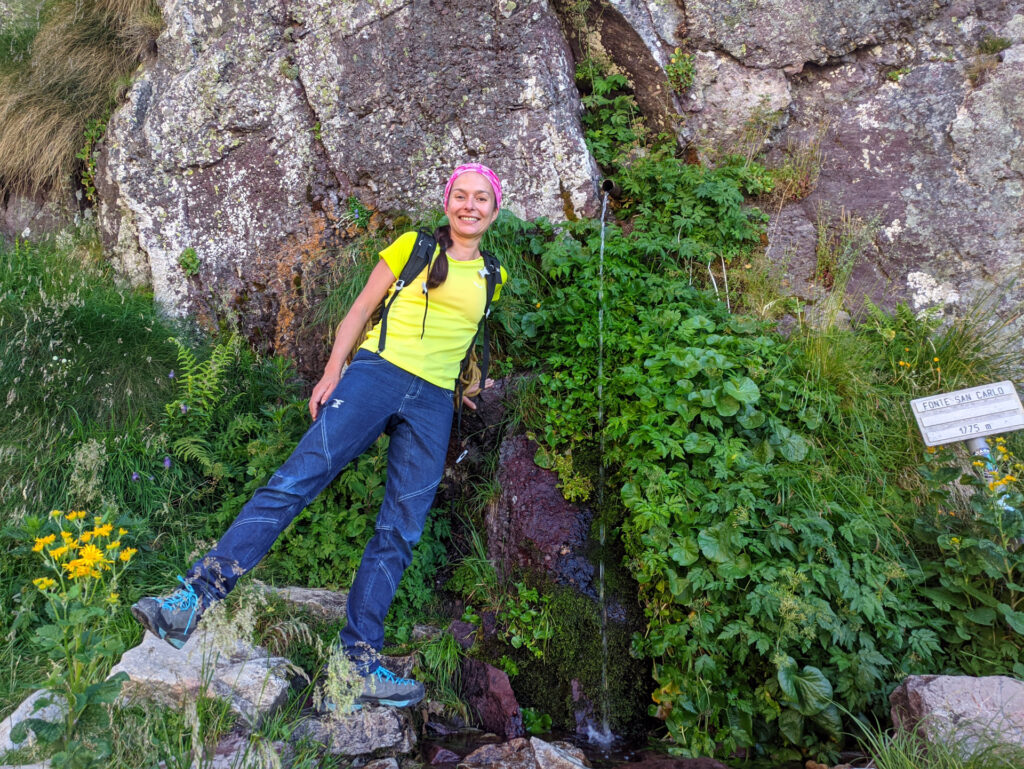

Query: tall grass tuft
[{"left": 0, "top": 0, "right": 162, "bottom": 194}]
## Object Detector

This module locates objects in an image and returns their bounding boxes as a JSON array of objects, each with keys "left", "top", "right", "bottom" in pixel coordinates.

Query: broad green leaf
[
  {"left": 964, "top": 607, "right": 996, "bottom": 625},
  {"left": 778, "top": 664, "right": 832, "bottom": 716},
  {"left": 811, "top": 703, "right": 842, "bottom": 739},
  {"left": 683, "top": 432, "right": 715, "bottom": 454},
  {"left": 714, "top": 390, "right": 740, "bottom": 417},
  {"left": 778, "top": 707, "right": 804, "bottom": 744},
  {"left": 724, "top": 377, "right": 760, "bottom": 404},
  {"left": 998, "top": 603, "right": 1024, "bottom": 634},
  {"left": 773, "top": 424, "right": 808, "bottom": 462},
  {"left": 698, "top": 527, "right": 732, "bottom": 563},
  {"left": 738, "top": 408, "right": 765, "bottom": 429},
  {"left": 718, "top": 554, "right": 751, "bottom": 580},
  {"left": 669, "top": 536, "right": 700, "bottom": 567}
]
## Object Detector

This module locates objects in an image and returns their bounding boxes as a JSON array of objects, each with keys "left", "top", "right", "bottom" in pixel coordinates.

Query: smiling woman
[{"left": 131, "top": 163, "right": 510, "bottom": 712}]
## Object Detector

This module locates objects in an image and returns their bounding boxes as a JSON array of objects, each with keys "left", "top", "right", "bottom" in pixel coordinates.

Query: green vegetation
[
  {"left": 666, "top": 48, "right": 695, "bottom": 94},
  {"left": 0, "top": 0, "right": 162, "bottom": 194},
  {"left": 977, "top": 35, "right": 1012, "bottom": 55}
]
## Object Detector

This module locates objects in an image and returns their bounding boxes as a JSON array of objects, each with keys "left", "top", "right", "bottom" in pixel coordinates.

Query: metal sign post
[{"left": 911, "top": 381, "right": 1024, "bottom": 510}]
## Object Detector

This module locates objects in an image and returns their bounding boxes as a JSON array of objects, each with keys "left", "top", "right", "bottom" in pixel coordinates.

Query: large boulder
[
  {"left": 890, "top": 674, "right": 1024, "bottom": 756},
  {"left": 97, "top": 0, "right": 599, "bottom": 368},
  {"left": 109, "top": 628, "right": 293, "bottom": 726},
  {"left": 460, "top": 658, "right": 525, "bottom": 740}
]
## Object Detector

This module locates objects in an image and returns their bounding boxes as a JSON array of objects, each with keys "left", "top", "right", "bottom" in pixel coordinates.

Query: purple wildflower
[
  {"left": 163, "top": 456, "right": 172, "bottom": 469},
  {"left": 169, "top": 370, "right": 175, "bottom": 379},
  {"left": 131, "top": 472, "right": 140, "bottom": 481},
  {"left": 180, "top": 403, "right": 188, "bottom": 414}
]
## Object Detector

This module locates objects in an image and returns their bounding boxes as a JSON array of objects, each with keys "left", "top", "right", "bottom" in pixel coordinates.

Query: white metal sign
[{"left": 911, "top": 381, "right": 1024, "bottom": 447}]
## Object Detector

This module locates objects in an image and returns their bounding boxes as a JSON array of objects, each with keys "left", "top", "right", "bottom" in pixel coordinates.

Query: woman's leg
[
  {"left": 337, "top": 374, "right": 454, "bottom": 672},
  {"left": 187, "top": 354, "right": 401, "bottom": 602}
]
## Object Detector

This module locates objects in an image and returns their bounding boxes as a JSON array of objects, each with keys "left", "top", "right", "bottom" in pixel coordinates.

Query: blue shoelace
[
  {"left": 158, "top": 575, "right": 199, "bottom": 611},
  {"left": 373, "top": 666, "right": 416, "bottom": 686}
]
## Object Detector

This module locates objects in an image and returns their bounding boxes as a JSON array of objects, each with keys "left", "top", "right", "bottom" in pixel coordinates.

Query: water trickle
[{"left": 592, "top": 189, "right": 615, "bottom": 747}]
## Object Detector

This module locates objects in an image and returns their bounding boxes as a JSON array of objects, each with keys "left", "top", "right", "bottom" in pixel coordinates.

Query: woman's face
[{"left": 445, "top": 172, "right": 499, "bottom": 240}]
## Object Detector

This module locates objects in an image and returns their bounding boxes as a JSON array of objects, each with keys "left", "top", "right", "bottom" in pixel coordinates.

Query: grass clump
[{"left": 0, "top": 0, "right": 162, "bottom": 195}]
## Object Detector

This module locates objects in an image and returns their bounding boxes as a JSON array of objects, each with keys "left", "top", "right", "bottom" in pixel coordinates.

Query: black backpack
[{"left": 374, "top": 230, "right": 502, "bottom": 409}]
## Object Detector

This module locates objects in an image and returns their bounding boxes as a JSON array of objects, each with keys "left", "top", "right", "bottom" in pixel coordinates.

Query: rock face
[
  {"left": 488, "top": 433, "right": 594, "bottom": 593},
  {"left": 890, "top": 674, "right": 1024, "bottom": 756},
  {"left": 95, "top": 0, "right": 599, "bottom": 367},
  {"left": 82, "top": 0, "right": 1023, "bottom": 353}
]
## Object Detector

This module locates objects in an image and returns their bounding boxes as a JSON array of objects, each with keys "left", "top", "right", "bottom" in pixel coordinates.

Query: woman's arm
[{"left": 309, "top": 259, "right": 396, "bottom": 419}]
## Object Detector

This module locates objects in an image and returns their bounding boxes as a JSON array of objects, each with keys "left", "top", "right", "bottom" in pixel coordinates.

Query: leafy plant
[
  {"left": 13, "top": 509, "right": 136, "bottom": 766},
  {"left": 665, "top": 48, "right": 695, "bottom": 94},
  {"left": 176, "top": 247, "right": 200, "bottom": 278},
  {"left": 74, "top": 118, "right": 107, "bottom": 205},
  {"left": 500, "top": 583, "right": 554, "bottom": 660},
  {"left": 522, "top": 706, "right": 553, "bottom": 735}
]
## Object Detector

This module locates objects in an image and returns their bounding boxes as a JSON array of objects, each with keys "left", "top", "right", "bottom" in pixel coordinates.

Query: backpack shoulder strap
[{"left": 376, "top": 230, "right": 437, "bottom": 354}]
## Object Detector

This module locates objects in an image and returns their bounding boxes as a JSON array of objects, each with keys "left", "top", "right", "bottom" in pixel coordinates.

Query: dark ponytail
[{"left": 427, "top": 225, "right": 451, "bottom": 289}]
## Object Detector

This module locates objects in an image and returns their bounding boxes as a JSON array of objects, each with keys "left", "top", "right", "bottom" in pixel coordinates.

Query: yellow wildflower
[
  {"left": 118, "top": 528, "right": 128, "bottom": 536},
  {"left": 33, "top": 577, "right": 57, "bottom": 590},
  {"left": 106, "top": 540, "right": 121, "bottom": 550},
  {"left": 933, "top": 357, "right": 939, "bottom": 362},
  {"left": 49, "top": 509, "right": 63, "bottom": 519},
  {"left": 972, "top": 460, "right": 985, "bottom": 467},
  {"left": 119, "top": 548, "right": 137, "bottom": 563},
  {"left": 951, "top": 537, "right": 961, "bottom": 546},
  {"left": 89, "top": 524, "right": 113, "bottom": 539},
  {"left": 65, "top": 510, "right": 87, "bottom": 521},
  {"left": 106, "top": 593, "right": 119, "bottom": 604},
  {"left": 77, "top": 544, "right": 106, "bottom": 567},
  {"left": 80, "top": 531, "right": 93, "bottom": 543},
  {"left": 32, "top": 533, "right": 56, "bottom": 552},
  {"left": 48, "top": 545, "right": 70, "bottom": 559}
]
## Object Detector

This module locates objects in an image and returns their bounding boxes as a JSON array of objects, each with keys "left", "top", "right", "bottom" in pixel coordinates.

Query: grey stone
[
  {"left": 256, "top": 581, "right": 348, "bottom": 621},
  {"left": 764, "top": 0, "right": 1024, "bottom": 320},
  {"left": 890, "top": 675, "right": 1024, "bottom": 756},
  {"left": 458, "top": 737, "right": 535, "bottom": 769},
  {"left": 685, "top": 0, "right": 946, "bottom": 70},
  {"left": 291, "top": 707, "right": 416, "bottom": 756},
  {"left": 0, "top": 689, "right": 67, "bottom": 753},
  {"left": 109, "top": 628, "right": 293, "bottom": 726},
  {"left": 363, "top": 759, "right": 400, "bottom": 769},
  {"left": 532, "top": 737, "right": 590, "bottom": 769}
]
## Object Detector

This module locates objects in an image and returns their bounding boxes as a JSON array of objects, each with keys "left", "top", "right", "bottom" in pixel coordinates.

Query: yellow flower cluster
[{"left": 30, "top": 510, "right": 136, "bottom": 592}]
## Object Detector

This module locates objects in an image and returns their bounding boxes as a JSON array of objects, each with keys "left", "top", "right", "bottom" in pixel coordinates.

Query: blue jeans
[{"left": 186, "top": 350, "right": 453, "bottom": 672}]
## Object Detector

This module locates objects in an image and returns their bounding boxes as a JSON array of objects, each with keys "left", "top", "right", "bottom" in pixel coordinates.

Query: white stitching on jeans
[{"left": 397, "top": 477, "right": 441, "bottom": 503}]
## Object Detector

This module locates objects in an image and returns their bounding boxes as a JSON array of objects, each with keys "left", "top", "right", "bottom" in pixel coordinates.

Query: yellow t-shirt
[{"left": 360, "top": 231, "right": 507, "bottom": 389}]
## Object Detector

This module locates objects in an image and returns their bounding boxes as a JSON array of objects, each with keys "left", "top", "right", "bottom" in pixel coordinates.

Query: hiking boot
[
  {"left": 130, "top": 576, "right": 209, "bottom": 649},
  {"left": 357, "top": 666, "right": 425, "bottom": 708}
]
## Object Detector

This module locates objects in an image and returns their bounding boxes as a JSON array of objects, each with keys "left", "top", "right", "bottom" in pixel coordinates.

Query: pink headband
[{"left": 443, "top": 163, "right": 502, "bottom": 211}]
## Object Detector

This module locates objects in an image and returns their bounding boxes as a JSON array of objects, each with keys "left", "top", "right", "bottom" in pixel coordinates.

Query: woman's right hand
[{"left": 309, "top": 370, "right": 342, "bottom": 420}]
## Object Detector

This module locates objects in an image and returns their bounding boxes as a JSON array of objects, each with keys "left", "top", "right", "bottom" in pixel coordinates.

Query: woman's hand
[
  {"left": 309, "top": 370, "right": 342, "bottom": 420},
  {"left": 461, "top": 378, "right": 495, "bottom": 411}
]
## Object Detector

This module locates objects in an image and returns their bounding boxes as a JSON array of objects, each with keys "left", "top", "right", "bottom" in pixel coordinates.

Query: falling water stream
[{"left": 591, "top": 187, "right": 614, "bottom": 748}]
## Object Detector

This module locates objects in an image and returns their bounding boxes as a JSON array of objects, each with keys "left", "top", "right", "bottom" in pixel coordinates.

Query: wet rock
[
  {"left": 890, "top": 674, "right": 1024, "bottom": 756},
  {"left": 448, "top": 620, "right": 478, "bottom": 651},
  {"left": 531, "top": 736, "right": 590, "bottom": 768},
  {"left": 488, "top": 433, "right": 594, "bottom": 594},
  {"left": 109, "top": 628, "right": 293, "bottom": 726},
  {"left": 458, "top": 737, "right": 534, "bottom": 769},
  {"left": 0, "top": 689, "right": 68, "bottom": 753},
  {"left": 364, "top": 759, "right": 401, "bottom": 769},
  {"left": 460, "top": 659, "right": 524, "bottom": 740},
  {"left": 423, "top": 742, "right": 461, "bottom": 764},
  {"left": 290, "top": 706, "right": 416, "bottom": 756},
  {"left": 256, "top": 581, "right": 348, "bottom": 620},
  {"left": 628, "top": 752, "right": 732, "bottom": 769}
]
